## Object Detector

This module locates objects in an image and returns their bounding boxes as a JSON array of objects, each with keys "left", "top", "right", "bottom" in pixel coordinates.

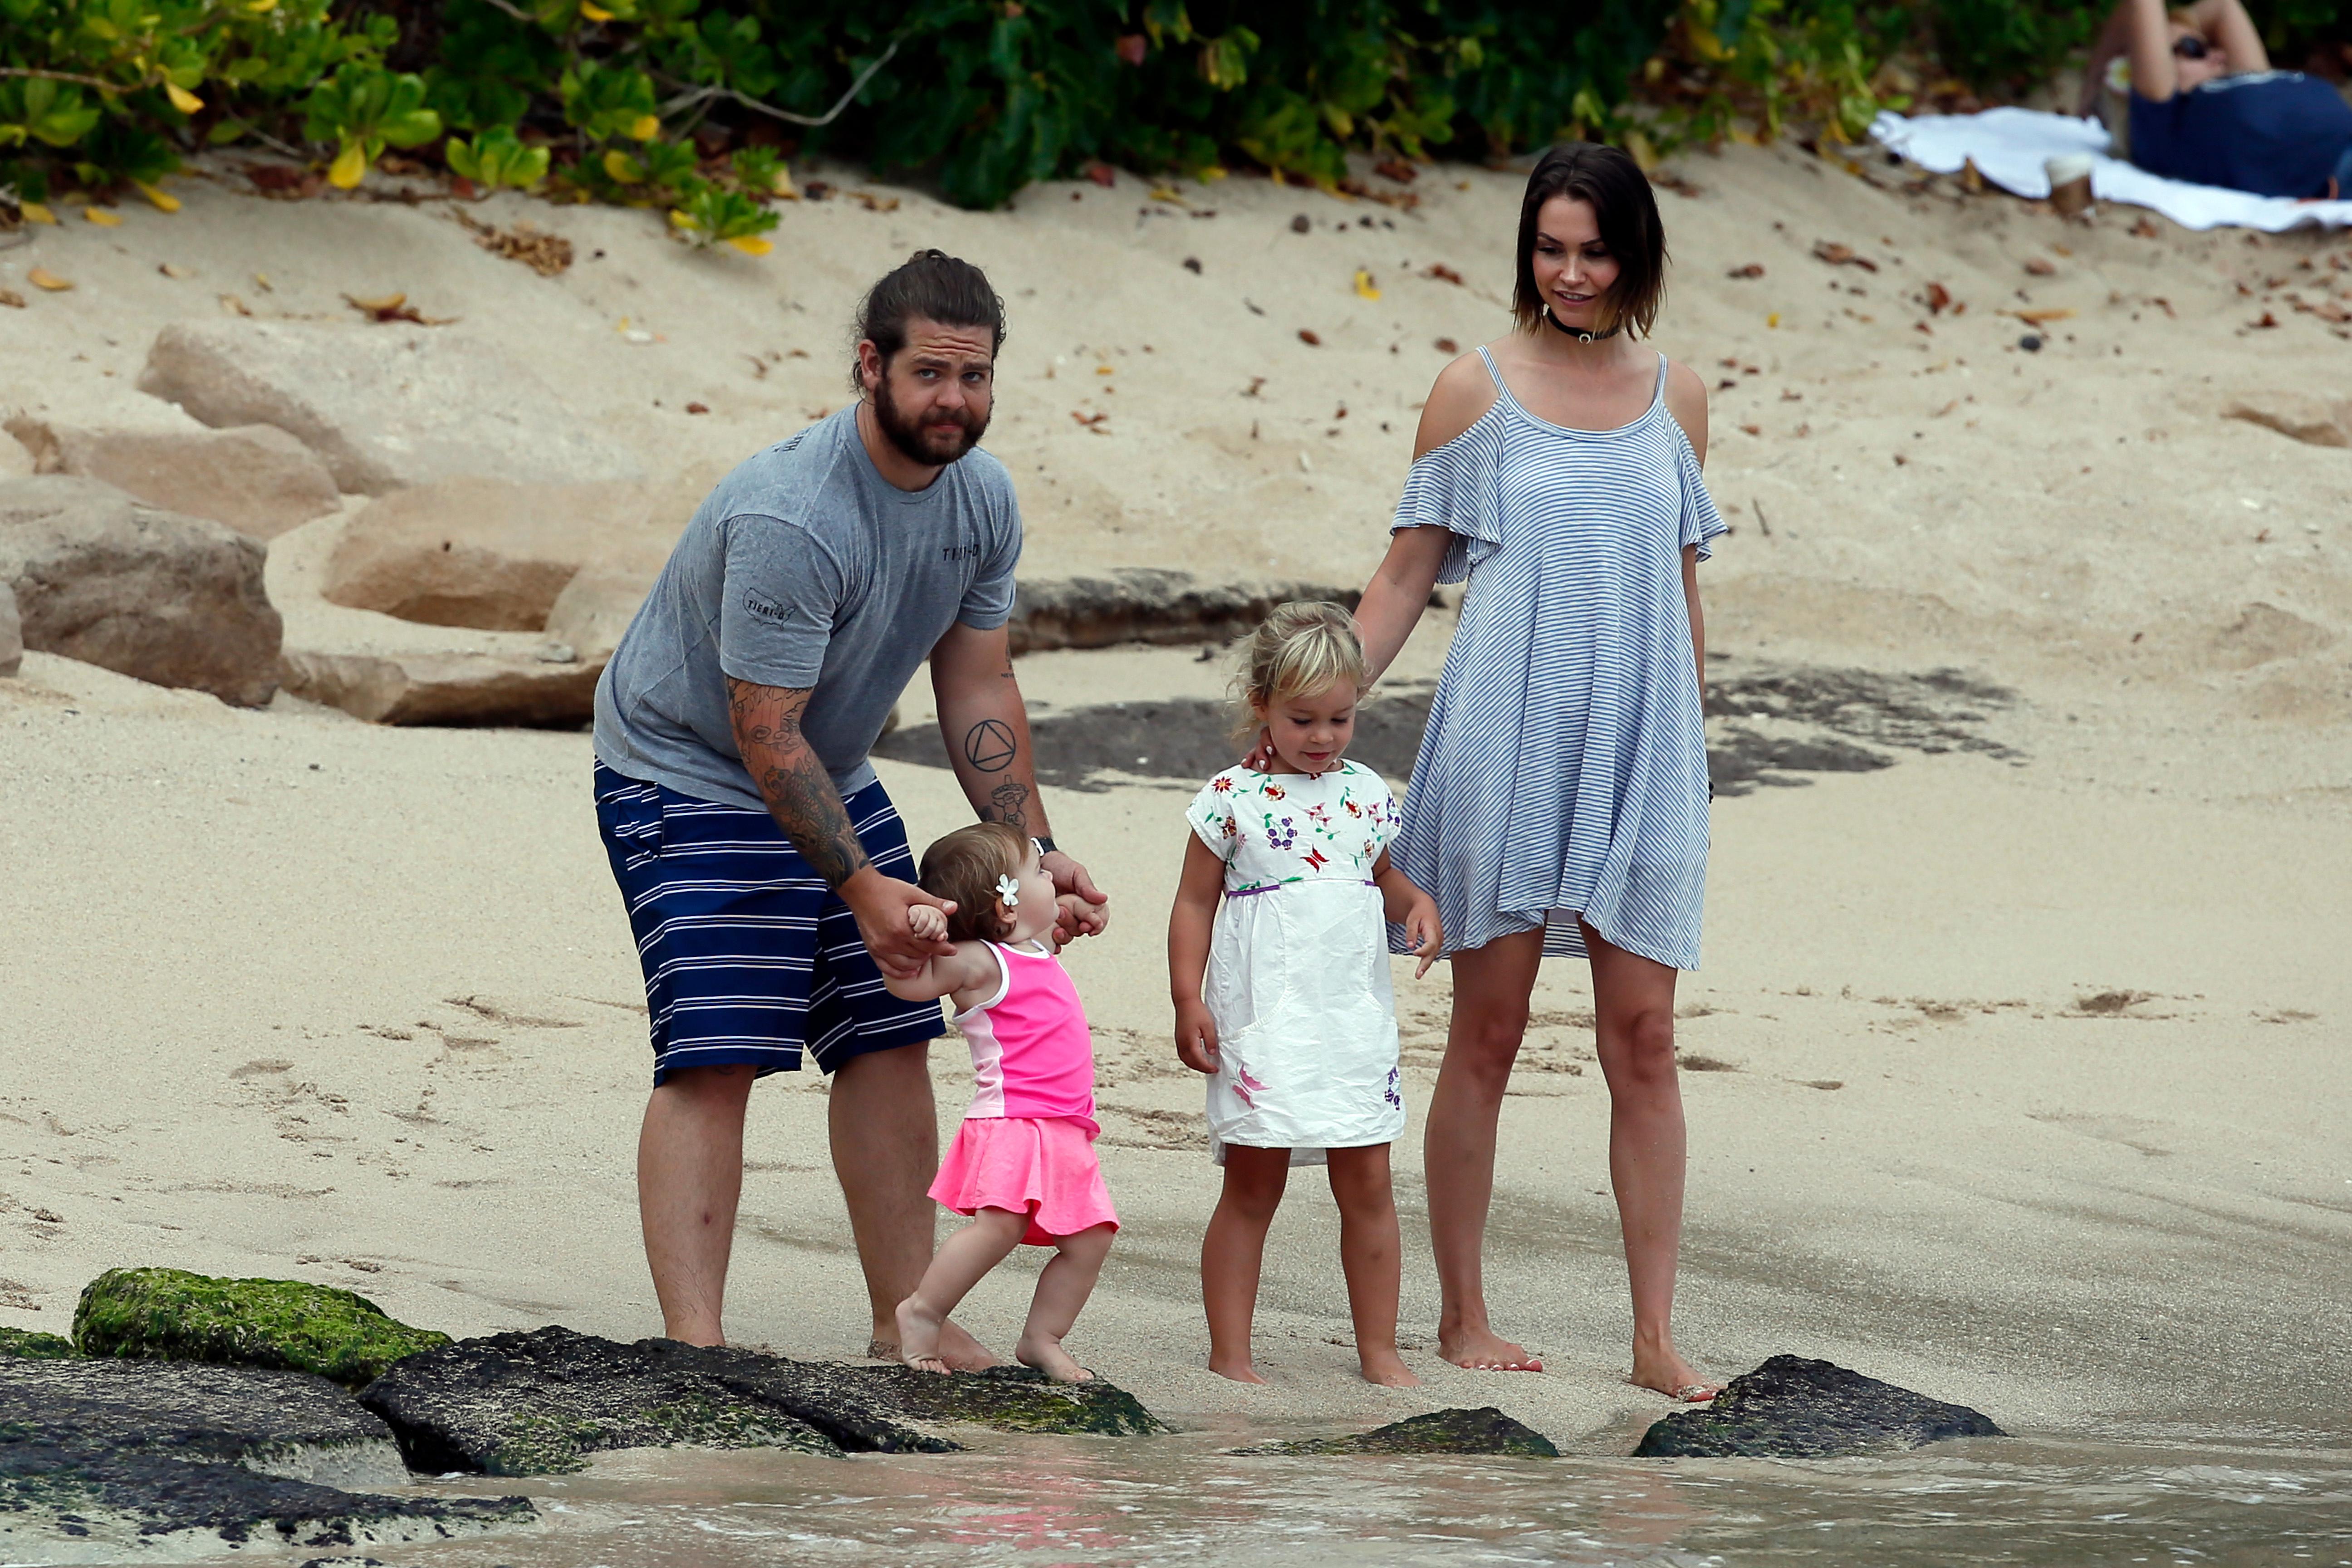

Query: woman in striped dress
[{"left": 1357, "top": 143, "right": 1727, "bottom": 1401}]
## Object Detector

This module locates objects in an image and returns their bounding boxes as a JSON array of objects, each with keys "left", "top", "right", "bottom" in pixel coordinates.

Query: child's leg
[
  {"left": 896, "top": 1207, "right": 1028, "bottom": 1373},
  {"left": 1326, "top": 1143, "right": 1418, "bottom": 1387},
  {"left": 1016, "top": 1223, "right": 1115, "bottom": 1383},
  {"left": 1202, "top": 1145, "right": 1291, "bottom": 1382}
]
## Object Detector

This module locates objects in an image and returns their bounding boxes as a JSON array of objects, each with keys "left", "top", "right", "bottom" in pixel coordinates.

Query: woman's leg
[
  {"left": 1326, "top": 1144, "right": 1418, "bottom": 1387},
  {"left": 1202, "top": 1146, "right": 1292, "bottom": 1382},
  {"left": 1425, "top": 926, "right": 1547, "bottom": 1370},
  {"left": 1583, "top": 920, "right": 1718, "bottom": 1399},
  {"left": 1017, "top": 1223, "right": 1116, "bottom": 1382},
  {"left": 895, "top": 1207, "right": 1028, "bottom": 1373}
]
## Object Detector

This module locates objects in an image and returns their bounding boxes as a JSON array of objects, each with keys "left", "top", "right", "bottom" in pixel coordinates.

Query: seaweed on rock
[
  {"left": 1230, "top": 1407, "right": 1560, "bottom": 1458},
  {"left": 0, "top": 1327, "right": 76, "bottom": 1359},
  {"left": 74, "top": 1268, "right": 451, "bottom": 1387}
]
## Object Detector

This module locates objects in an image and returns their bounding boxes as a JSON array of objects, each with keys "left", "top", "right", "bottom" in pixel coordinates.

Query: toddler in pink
[{"left": 883, "top": 822, "right": 1116, "bottom": 1382}]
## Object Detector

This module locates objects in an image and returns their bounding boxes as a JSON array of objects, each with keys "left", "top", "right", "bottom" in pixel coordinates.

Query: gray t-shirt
[{"left": 593, "top": 407, "right": 1021, "bottom": 810}]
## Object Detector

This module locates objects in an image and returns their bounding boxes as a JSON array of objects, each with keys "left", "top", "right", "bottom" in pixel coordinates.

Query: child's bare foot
[
  {"left": 1628, "top": 1346, "right": 1720, "bottom": 1402},
  {"left": 1358, "top": 1348, "right": 1421, "bottom": 1387},
  {"left": 937, "top": 1320, "right": 1001, "bottom": 1372},
  {"left": 1015, "top": 1331, "right": 1093, "bottom": 1383},
  {"left": 1208, "top": 1352, "right": 1267, "bottom": 1384},
  {"left": 1439, "top": 1326, "right": 1544, "bottom": 1372},
  {"left": 894, "top": 1296, "right": 951, "bottom": 1375}
]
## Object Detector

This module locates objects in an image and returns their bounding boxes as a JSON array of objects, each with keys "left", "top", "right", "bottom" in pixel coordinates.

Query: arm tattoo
[
  {"left": 962, "top": 717, "right": 1017, "bottom": 773},
  {"left": 726, "top": 678, "right": 870, "bottom": 889},
  {"left": 985, "top": 778, "right": 1029, "bottom": 829}
]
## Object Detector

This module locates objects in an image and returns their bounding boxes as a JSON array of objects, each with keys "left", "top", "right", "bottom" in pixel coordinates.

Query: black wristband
[{"left": 1034, "top": 835, "right": 1059, "bottom": 857}]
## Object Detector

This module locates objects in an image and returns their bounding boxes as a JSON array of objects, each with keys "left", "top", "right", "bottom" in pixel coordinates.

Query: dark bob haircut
[
  {"left": 851, "top": 248, "right": 1006, "bottom": 388},
  {"left": 1511, "top": 142, "right": 1667, "bottom": 340}
]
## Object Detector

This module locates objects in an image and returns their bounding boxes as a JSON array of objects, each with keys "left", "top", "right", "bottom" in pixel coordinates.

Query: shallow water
[{"left": 346, "top": 1421, "right": 2352, "bottom": 1568}]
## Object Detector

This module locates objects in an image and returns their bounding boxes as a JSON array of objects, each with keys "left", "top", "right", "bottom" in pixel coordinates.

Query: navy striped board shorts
[{"left": 593, "top": 762, "right": 945, "bottom": 1085}]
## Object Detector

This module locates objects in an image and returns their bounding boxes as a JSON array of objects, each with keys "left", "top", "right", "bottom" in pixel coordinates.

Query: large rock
[
  {"left": 1232, "top": 1407, "right": 1560, "bottom": 1458},
  {"left": 279, "top": 646, "right": 603, "bottom": 726},
  {"left": 0, "top": 1356, "right": 533, "bottom": 1556},
  {"left": 323, "top": 476, "right": 670, "bottom": 630},
  {"left": 2225, "top": 392, "right": 2352, "bottom": 448},
  {"left": 2, "top": 414, "right": 341, "bottom": 539},
  {"left": 358, "top": 1325, "right": 1164, "bottom": 1476},
  {"left": 1633, "top": 1356, "right": 2004, "bottom": 1459},
  {"left": 75, "top": 1268, "right": 452, "bottom": 1389},
  {"left": 0, "top": 578, "right": 19, "bottom": 678},
  {"left": 1008, "top": 568, "right": 1363, "bottom": 655},
  {"left": 137, "top": 320, "right": 646, "bottom": 494},
  {"left": 0, "top": 476, "right": 282, "bottom": 706}
]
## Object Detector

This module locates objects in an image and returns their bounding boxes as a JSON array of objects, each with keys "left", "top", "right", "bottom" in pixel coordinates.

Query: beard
[{"left": 872, "top": 373, "right": 989, "bottom": 466}]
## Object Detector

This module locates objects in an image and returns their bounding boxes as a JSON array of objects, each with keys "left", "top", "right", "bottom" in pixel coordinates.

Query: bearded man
[{"left": 591, "top": 249, "right": 1107, "bottom": 1366}]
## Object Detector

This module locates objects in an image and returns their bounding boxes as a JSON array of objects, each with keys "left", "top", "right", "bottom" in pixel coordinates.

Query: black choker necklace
[{"left": 1544, "top": 305, "right": 1621, "bottom": 344}]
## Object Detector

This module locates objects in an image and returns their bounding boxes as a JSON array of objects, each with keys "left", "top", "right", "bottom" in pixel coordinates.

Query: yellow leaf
[
  {"left": 630, "top": 113, "right": 660, "bottom": 141},
  {"left": 1148, "top": 185, "right": 1183, "bottom": 204},
  {"left": 246, "top": 0, "right": 278, "bottom": 11},
  {"left": 165, "top": 82, "right": 203, "bottom": 115},
  {"left": 83, "top": 207, "right": 122, "bottom": 227},
  {"left": 725, "top": 235, "right": 773, "bottom": 256},
  {"left": 1624, "top": 130, "right": 1658, "bottom": 172},
  {"left": 1352, "top": 268, "right": 1381, "bottom": 301},
  {"left": 581, "top": 1, "right": 613, "bottom": 16},
  {"left": 135, "top": 181, "right": 180, "bottom": 213},
  {"left": 1767, "top": 312, "right": 1781, "bottom": 328},
  {"left": 771, "top": 169, "right": 799, "bottom": 200},
  {"left": 667, "top": 208, "right": 695, "bottom": 230},
  {"left": 603, "top": 149, "right": 643, "bottom": 184},
  {"left": 346, "top": 292, "right": 406, "bottom": 312},
  {"left": 329, "top": 142, "right": 368, "bottom": 189},
  {"left": 28, "top": 268, "right": 72, "bottom": 291},
  {"left": 1196, "top": 165, "right": 1227, "bottom": 181},
  {"left": 21, "top": 202, "right": 57, "bottom": 225}
]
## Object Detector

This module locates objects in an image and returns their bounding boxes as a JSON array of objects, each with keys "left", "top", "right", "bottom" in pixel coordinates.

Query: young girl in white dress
[{"left": 1167, "top": 602, "right": 1442, "bottom": 1387}]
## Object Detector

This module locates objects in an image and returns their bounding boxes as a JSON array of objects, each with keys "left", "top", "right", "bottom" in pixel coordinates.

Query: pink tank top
[{"left": 953, "top": 941, "right": 1098, "bottom": 1135}]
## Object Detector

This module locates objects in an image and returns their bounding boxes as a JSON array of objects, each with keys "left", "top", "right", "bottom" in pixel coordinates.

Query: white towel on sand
[{"left": 1869, "top": 107, "right": 2352, "bottom": 232}]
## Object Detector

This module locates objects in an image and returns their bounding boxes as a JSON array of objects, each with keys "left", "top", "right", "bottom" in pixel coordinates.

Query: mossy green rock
[
  {"left": 1231, "top": 1406, "right": 1561, "bottom": 1458},
  {"left": 0, "top": 1327, "right": 77, "bottom": 1359},
  {"left": 73, "top": 1268, "right": 451, "bottom": 1388}
]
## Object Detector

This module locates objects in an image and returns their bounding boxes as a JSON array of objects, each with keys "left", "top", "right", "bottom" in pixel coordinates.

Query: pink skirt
[{"left": 929, "top": 1116, "right": 1118, "bottom": 1246}]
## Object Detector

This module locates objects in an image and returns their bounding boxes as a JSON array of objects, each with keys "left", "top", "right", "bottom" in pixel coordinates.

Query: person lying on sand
[
  {"left": 2079, "top": 0, "right": 2352, "bottom": 199},
  {"left": 590, "top": 249, "right": 1107, "bottom": 1363}
]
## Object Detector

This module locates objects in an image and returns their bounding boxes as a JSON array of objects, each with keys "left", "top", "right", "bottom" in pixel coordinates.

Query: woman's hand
[
  {"left": 1239, "top": 724, "right": 1275, "bottom": 772},
  {"left": 1174, "top": 998, "right": 1221, "bottom": 1074},
  {"left": 1400, "top": 893, "right": 1444, "bottom": 978}
]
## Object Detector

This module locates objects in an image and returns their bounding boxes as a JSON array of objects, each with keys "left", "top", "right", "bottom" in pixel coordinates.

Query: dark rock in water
[
  {"left": 1634, "top": 1356, "right": 2004, "bottom": 1459},
  {"left": 75, "top": 1267, "right": 452, "bottom": 1387},
  {"left": 360, "top": 1326, "right": 1166, "bottom": 1476},
  {"left": 0, "top": 1326, "right": 75, "bottom": 1358},
  {"left": 1231, "top": 1407, "right": 1560, "bottom": 1458},
  {"left": 0, "top": 1355, "right": 533, "bottom": 1556}
]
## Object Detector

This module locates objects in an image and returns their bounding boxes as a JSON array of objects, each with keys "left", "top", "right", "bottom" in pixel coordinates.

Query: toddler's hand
[
  {"left": 907, "top": 903, "right": 950, "bottom": 943},
  {"left": 1402, "top": 895, "right": 1443, "bottom": 979},
  {"left": 1173, "top": 998, "right": 1220, "bottom": 1075}
]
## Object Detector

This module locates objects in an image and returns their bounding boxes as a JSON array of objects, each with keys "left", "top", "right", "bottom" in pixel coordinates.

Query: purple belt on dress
[{"left": 1224, "top": 878, "right": 1377, "bottom": 900}]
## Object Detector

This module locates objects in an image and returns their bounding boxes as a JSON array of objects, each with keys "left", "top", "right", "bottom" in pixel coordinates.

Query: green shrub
[{"left": 2, "top": 1, "right": 2345, "bottom": 216}]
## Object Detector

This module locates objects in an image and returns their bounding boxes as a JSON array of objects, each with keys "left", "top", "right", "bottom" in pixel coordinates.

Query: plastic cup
[{"left": 2047, "top": 153, "right": 2096, "bottom": 217}]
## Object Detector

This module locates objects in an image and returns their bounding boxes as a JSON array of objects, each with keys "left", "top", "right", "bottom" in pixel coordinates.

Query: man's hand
[
  {"left": 842, "top": 868, "right": 956, "bottom": 980},
  {"left": 1174, "top": 997, "right": 1220, "bottom": 1075},
  {"left": 1045, "top": 849, "right": 1109, "bottom": 941}
]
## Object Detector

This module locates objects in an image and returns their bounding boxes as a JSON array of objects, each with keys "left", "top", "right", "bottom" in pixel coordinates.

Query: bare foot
[
  {"left": 1439, "top": 1327, "right": 1544, "bottom": 1372},
  {"left": 937, "top": 1319, "right": 1001, "bottom": 1372},
  {"left": 1208, "top": 1352, "right": 1267, "bottom": 1384},
  {"left": 894, "top": 1296, "right": 950, "bottom": 1375},
  {"left": 1015, "top": 1331, "right": 1094, "bottom": 1383},
  {"left": 1629, "top": 1346, "right": 1720, "bottom": 1402},
  {"left": 1358, "top": 1348, "right": 1421, "bottom": 1387}
]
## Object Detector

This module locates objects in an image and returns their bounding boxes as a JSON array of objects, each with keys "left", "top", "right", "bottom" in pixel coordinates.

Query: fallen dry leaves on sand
[
  {"left": 1813, "top": 240, "right": 1878, "bottom": 272},
  {"left": 0, "top": 288, "right": 23, "bottom": 309},
  {"left": 452, "top": 211, "right": 573, "bottom": 277},
  {"left": 1298, "top": 329, "right": 1321, "bottom": 346},
  {"left": 1727, "top": 263, "right": 1764, "bottom": 279},
  {"left": 1424, "top": 263, "right": 1465, "bottom": 285},
  {"left": 343, "top": 291, "right": 457, "bottom": 325},
  {"left": 27, "top": 268, "right": 71, "bottom": 291}
]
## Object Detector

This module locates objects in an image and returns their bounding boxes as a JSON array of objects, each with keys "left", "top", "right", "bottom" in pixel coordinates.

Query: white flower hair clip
[{"left": 995, "top": 873, "right": 1021, "bottom": 909}]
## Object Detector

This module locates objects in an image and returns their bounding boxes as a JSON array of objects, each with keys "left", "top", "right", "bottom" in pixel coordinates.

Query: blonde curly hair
[{"left": 1230, "top": 601, "right": 1368, "bottom": 742}]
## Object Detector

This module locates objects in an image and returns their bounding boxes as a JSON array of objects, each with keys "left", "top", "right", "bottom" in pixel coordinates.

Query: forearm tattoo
[
  {"left": 727, "top": 679, "right": 870, "bottom": 889},
  {"left": 986, "top": 778, "right": 1030, "bottom": 829}
]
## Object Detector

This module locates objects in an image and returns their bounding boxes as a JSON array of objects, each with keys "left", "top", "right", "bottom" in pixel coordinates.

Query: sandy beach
[{"left": 3, "top": 139, "right": 2350, "bottom": 1465}]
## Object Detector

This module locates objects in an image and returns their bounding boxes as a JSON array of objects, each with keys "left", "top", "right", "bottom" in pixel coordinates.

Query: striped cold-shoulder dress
[{"left": 1389, "top": 347, "right": 1726, "bottom": 971}]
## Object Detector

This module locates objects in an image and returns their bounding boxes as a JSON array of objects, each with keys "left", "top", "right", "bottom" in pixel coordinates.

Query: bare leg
[
  {"left": 894, "top": 1207, "right": 1027, "bottom": 1373},
  {"left": 638, "top": 1064, "right": 756, "bottom": 1345},
  {"left": 1201, "top": 1146, "right": 1290, "bottom": 1382},
  {"left": 1017, "top": 1224, "right": 1115, "bottom": 1383},
  {"left": 1425, "top": 928, "right": 1547, "bottom": 1371},
  {"left": 1585, "top": 921, "right": 1717, "bottom": 1401},
  {"left": 830, "top": 1043, "right": 997, "bottom": 1370},
  {"left": 1326, "top": 1145, "right": 1418, "bottom": 1387}
]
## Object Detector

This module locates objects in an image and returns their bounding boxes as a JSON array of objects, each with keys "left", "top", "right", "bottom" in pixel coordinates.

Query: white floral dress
[{"left": 1185, "top": 762, "right": 1407, "bottom": 1165}]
